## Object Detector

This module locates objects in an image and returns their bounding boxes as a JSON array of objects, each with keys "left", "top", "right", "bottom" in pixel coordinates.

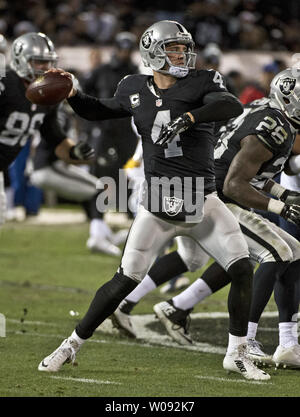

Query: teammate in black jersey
[
  {"left": 0, "top": 32, "right": 95, "bottom": 225},
  {"left": 112, "top": 69, "right": 300, "bottom": 368},
  {"left": 39, "top": 20, "right": 270, "bottom": 380}
]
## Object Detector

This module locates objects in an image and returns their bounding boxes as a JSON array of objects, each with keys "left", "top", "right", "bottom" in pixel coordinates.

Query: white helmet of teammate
[
  {"left": 270, "top": 68, "right": 300, "bottom": 126},
  {"left": 10, "top": 32, "right": 58, "bottom": 82},
  {"left": 139, "top": 20, "right": 196, "bottom": 78}
]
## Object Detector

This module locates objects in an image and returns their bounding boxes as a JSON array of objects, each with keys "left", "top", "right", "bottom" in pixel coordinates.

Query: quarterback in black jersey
[
  {"left": 39, "top": 20, "right": 270, "bottom": 380},
  {"left": 111, "top": 69, "right": 300, "bottom": 368},
  {"left": 0, "top": 32, "right": 95, "bottom": 225}
]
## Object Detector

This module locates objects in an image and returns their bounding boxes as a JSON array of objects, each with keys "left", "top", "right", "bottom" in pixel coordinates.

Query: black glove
[
  {"left": 280, "top": 203, "right": 300, "bottom": 227},
  {"left": 280, "top": 189, "right": 300, "bottom": 206},
  {"left": 157, "top": 113, "right": 194, "bottom": 145},
  {"left": 69, "top": 142, "right": 95, "bottom": 161}
]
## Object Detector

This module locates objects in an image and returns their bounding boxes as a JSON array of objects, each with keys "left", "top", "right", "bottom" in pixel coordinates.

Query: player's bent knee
[
  {"left": 30, "top": 169, "right": 49, "bottom": 188},
  {"left": 228, "top": 258, "right": 253, "bottom": 282},
  {"left": 177, "top": 241, "right": 210, "bottom": 272},
  {"left": 121, "top": 249, "right": 151, "bottom": 282}
]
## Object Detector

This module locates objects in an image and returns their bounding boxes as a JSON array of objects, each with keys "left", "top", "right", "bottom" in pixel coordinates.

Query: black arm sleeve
[
  {"left": 67, "top": 90, "right": 131, "bottom": 121},
  {"left": 190, "top": 91, "right": 243, "bottom": 123},
  {"left": 40, "top": 107, "right": 67, "bottom": 148}
]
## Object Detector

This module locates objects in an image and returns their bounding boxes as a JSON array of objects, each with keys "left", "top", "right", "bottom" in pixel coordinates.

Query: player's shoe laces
[
  {"left": 223, "top": 343, "right": 271, "bottom": 380},
  {"left": 153, "top": 300, "right": 192, "bottom": 345},
  {"left": 38, "top": 338, "right": 80, "bottom": 372},
  {"left": 246, "top": 338, "right": 273, "bottom": 365},
  {"left": 273, "top": 344, "right": 300, "bottom": 369},
  {"left": 110, "top": 307, "right": 137, "bottom": 338},
  {"left": 86, "top": 236, "right": 121, "bottom": 257}
]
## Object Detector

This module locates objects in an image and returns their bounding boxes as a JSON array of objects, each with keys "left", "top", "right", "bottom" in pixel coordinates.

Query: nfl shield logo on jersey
[
  {"left": 163, "top": 196, "right": 184, "bottom": 216},
  {"left": 156, "top": 99, "right": 162, "bottom": 107}
]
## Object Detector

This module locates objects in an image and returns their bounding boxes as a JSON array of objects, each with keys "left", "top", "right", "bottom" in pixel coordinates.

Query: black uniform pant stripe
[
  {"left": 240, "top": 224, "right": 283, "bottom": 263},
  {"left": 51, "top": 164, "right": 97, "bottom": 188}
]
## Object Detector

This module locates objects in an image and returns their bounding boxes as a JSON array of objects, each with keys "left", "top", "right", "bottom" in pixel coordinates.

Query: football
[{"left": 25, "top": 71, "right": 73, "bottom": 105}]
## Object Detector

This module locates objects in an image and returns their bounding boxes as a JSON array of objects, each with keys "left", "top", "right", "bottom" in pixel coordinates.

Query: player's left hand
[
  {"left": 69, "top": 141, "right": 95, "bottom": 161},
  {"left": 280, "top": 189, "right": 300, "bottom": 206},
  {"left": 157, "top": 113, "right": 194, "bottom": 145}
]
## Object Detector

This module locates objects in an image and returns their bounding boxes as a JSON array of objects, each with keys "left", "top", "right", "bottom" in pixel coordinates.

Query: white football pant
[
  {"left": 120, "top": 193, "right": 249, "bottom": 282},
  {"left": 176, "top": 203, "right": 300, "bottom": 273},
  {"left": 30, "top": 161, "right": 99, "bottom": 203}
]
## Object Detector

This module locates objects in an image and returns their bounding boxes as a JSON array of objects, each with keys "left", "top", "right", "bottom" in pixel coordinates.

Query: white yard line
[
  {"left": 7, "top": 319, "right": 57, "bottom": 327},
  {"left": 50, "top": 376, "right": 121, "bottom": 385},
  {"left": 7, "top": 310, "right": 287, "bottom": 356},
  {"left": 195, "top": 375, "right": 273, "bottom": 386}
]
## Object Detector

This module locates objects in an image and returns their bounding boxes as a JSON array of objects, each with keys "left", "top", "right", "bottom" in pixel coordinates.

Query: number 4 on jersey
[{"left": 151, "top": 110, "right": 183, "bottom": 158}]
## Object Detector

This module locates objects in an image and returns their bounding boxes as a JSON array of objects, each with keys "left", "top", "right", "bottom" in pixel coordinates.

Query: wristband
[
  {"left": 268, "top": 182, "right": 286, "bottom": 199},
  {"left": 267, "top": 198, "right": 285, "bottom": 215}
]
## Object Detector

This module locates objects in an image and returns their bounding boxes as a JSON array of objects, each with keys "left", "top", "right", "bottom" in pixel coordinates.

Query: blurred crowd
[{"left": 0, "top": 0, "right": 299, "bottom": 51}]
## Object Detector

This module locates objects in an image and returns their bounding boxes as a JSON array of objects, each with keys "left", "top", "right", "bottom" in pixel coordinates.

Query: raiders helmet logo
[
  {"left": 14, "top": 41, "right": 24, "bottom": 56},
  {"left": 163, "top": 196, "right": 183, "bottom": 216},
  {"left": 141, "top": 31, "right": 153, "bottom": 49},
  {"left": 279, "top": 77, "right": 296, "bottom": 96}
]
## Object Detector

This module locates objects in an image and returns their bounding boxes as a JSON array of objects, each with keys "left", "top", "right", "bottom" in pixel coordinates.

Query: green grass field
[{"left": 0, "top": 212, "right": 300, "bottom": 399}]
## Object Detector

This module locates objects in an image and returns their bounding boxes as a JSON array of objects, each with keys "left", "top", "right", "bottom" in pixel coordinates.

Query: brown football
[{"left": 25, "top": 72, "right": 73, "bottom": 105}]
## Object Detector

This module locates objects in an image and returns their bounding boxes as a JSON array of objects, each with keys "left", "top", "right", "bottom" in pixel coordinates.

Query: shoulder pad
[{"left": 116, "top": 74, "right": 148, "bottom": 94}]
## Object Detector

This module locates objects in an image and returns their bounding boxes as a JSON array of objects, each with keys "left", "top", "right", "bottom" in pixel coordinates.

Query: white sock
[
  {"left": 126, "top": 274, "right": 157, "bottom": 303},
  {"left": 247, "top": 322, "right": 258, "bottom": 340},
  {"left": 172, "top": 278, "right": 212, "bottom": 311},
  {"left": 279, "top": 322, "right": 298, "bottom": 348},
  {"left": 89, "top": 219, "right": 112, "bottom": 238},
  {"left": 70, "top": 330, "right": 86, "bottom": 346},
  {"left": 227, "top": 333, "right": 247, "bottom": 355}
]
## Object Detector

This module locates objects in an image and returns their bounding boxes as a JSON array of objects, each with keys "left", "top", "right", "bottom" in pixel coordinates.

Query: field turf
[{"left": 0, "top": 213, "right": 299, "bottom": 400}]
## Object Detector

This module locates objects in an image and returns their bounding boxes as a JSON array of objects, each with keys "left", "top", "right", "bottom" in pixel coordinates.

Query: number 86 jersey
[
  {"left": 214, "top": 97, "right": 297, "bottom": 203},
  {"left": 0, "top": 70, "right": 66, "bottom": 172}
]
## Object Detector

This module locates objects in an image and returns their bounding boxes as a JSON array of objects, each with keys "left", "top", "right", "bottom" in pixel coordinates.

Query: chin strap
[
  {"left": 168, "top": 65, "right": 189, "bottom": 78},
  {"left": 158, "top": 65, "right": 189, "bottom": 79}
]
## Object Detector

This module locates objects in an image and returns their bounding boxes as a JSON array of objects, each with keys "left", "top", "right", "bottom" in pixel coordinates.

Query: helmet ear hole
[{"left": 283, "top": 97, "right": 290, "bottom": 104}]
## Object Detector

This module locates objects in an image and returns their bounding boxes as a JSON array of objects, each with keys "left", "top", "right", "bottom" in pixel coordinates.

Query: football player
[
  {"left": 113, "top": 69, "right": 300, "bottom": 368},
  {"left": 0, "top": 32, "right": 95, "bottom": 226},
  {"left": 30, "top": 103, "right": 127, "bottom": 256},
  {"left": 38, "top": 20, "right": 270, "bottom": 380}
]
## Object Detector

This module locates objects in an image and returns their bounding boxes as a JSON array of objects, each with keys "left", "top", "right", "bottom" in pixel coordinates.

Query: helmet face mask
[
  {"left": 269, "top": 68, "right": 300, "bottom": 126},
  {"left": 10, "top": 32, "right": 58, "bottom": 82},
  {"left": 140, "top": 20, "right": 196, "bottom": 78}
]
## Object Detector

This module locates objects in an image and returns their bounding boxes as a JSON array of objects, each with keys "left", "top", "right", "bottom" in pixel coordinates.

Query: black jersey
[
  {"left": 114, "top": 69, "right": 227, "bottom": 220},
  {"left": 214, "top": 97, "right": 297, "bottom": 205},
  {"left": 0, "top": 70, "right": 66, "bottom": 171},
  {"left": 33, "top": 106, "right": 71, "bottom": 170}
]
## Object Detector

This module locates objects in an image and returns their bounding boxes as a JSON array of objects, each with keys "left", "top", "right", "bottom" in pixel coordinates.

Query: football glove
[
  {"left": 157, "top": 113, "right": 194, "bottom": 145},
  {"left": 69, "top": 142, "right": 95, "bottom": 161},
  {"left": 279, "top": 189, "right": 300, "bottom": 206},
  {"left": 280, "top": 203, "right": 300, "bottom": 227}
]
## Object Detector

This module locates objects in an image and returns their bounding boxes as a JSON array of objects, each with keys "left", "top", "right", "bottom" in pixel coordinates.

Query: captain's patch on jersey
[{"left": 129, "top": 93, "right": 140, "bottom": 108}]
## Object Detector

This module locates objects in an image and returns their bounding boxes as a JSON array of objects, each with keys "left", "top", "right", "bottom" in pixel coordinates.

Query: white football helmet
[
  {"left": 269, "top": 68, "right": 300, "bottom": 126},
  {"left": 10, "top": 32, "right": 58, "bottom": 82},
  {"left": 139, "top": 20, "right": 196, "bottom": 78}
]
